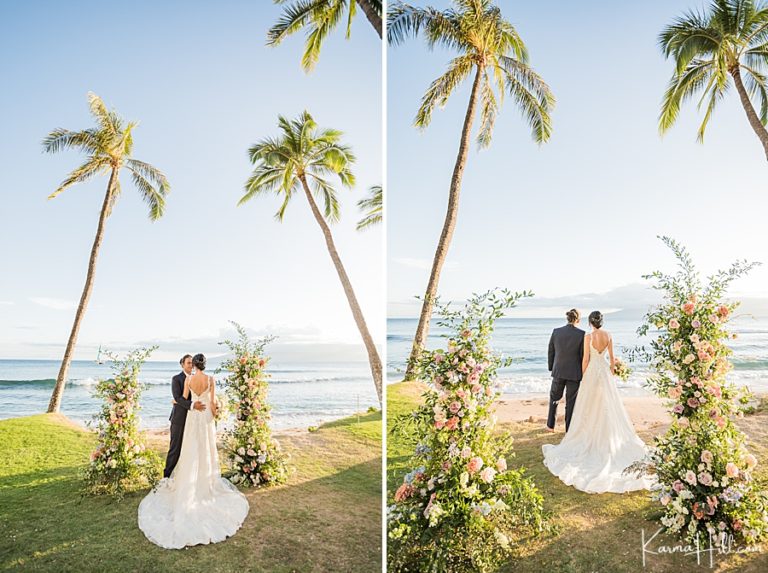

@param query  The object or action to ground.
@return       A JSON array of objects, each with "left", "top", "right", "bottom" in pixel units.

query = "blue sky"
[
  {"left": 0, "top": 0, "right": 382, "bottom": 360},
  {"left": 388, "top": 0, "right": 768, "bottom": 318}
]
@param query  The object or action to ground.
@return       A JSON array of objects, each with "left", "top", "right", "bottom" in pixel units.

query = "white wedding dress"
[
  {"left": 542, "top": 339, "right": 655, "bottom": 493},
  {"left": 138, "top": 375, "right": 249, "bottom": 548}
]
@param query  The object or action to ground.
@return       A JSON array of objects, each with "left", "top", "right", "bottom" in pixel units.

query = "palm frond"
[
  {"left": 497, "top": 55, "right": 555, "bottom": 143},
  {"left": 48, "top": 158, "right": 110, "bottom": 200},
  {"left": 356, "top": 184, "right": 382, "bottom": 230},
  {"left": 415, "top": 55, "right": 475, "bottom": 128}
]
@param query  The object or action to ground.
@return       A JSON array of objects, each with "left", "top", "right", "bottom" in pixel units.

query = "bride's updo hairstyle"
[
  {"left": 589, "top": 311, "right": 604, "bottom": 329},
  {"left": 192, "top": 353, "right": 206, "bottom": 371},
  {"left": 566, "top": 308, "right": 580, "bottom": 324}
]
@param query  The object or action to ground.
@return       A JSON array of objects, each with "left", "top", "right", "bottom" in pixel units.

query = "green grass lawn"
[
  {"left": 0, "top": 410, "right": 382, "bottom": 573},
  {"left": 387, "top": 382, "right": 768, "bottom": 573}
]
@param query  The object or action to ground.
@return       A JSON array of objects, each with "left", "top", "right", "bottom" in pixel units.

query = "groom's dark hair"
[
  {"left": 566, "top": 309, "right": 580, "bottom": 324},
  {"left": 180, "top": 354, "right": 192, "bottom": 366}
]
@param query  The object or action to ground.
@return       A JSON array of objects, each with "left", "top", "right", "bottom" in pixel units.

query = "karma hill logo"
[{"left": 641, "top": 528, "right": 763, "bottom": 568}]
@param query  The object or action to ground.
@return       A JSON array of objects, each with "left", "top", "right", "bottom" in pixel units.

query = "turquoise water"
[
  {"left": 0, "top": 358, "right": 377, "bottom": 430},
  {"left": 388, "top": 316, "right": 768, "bottom": 396}
]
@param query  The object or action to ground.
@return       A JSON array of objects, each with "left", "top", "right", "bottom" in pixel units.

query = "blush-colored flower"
[
  {"left": 687, "top": 397, "right": 699, "bottom": 408},
  {"left": 668, "top": 386, "right": 682, "bottom": 399},
  {"left": 461, "top": 446, "right": 472, "bottom": 459},
  {"left": 682, "top": 302, "right": 696, "bottom": 315},
  {"left": 698, "top": 472, "right": 713, "bottom": 486},
  {"left": 744, "top": 454, "right": 758, "bottom": 470},
  {"left": 669, "top": 319, "right": 681, "bottom": 330},
  {"left": 467, "top": 456, "right": 484, "bottom": 474},
  {"left": 684, "top": 470, "right": 697, "bottom": 485},
  {"left": 701, "top": 450, "right": 713, "bottom": 464},
  {"left": 496, "top": 457, "right": 507, "bottom": 472},
  {"left": 480, "top": 467, "right": 497, "bottom": 483},
  {"left": 445, "top": 417, "right": 459, "bottom": 431},
  {"left": 726, "top": 462, "right": 739, "bottom": 478}
]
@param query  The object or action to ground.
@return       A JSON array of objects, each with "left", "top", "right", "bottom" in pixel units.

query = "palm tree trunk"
[
  {"left": 355, "top": 0, "right": 382, "bottom": 38},
  {"left": 299, "top": 175, "right": 383, "bottom": 405},
  {"left": 47, "top": 168, "right": 117, "bottom": 413},
  {"left": 404, "top": 66, "right": 484, "bottom": 381},
  {"left": 731, "top": 66, "right": 768, "bottom": 160}
]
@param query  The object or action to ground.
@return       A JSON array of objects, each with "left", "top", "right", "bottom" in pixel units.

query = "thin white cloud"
[
  {"left": 393, "top": 257, "right": 459, "bottom": 270},
  {"left": 29, "top": 297, "right": 76, "bottom": 311},
  {"left": 0, "top": 301, "right": 13, "bottom": 306}
]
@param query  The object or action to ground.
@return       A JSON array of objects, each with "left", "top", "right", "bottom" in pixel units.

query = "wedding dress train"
[
  {"left": 542, "top": 340, "right": 655, "bottom": 494},
  {"left": 138, "top": 376, "right": 249, "bottom": 548}
]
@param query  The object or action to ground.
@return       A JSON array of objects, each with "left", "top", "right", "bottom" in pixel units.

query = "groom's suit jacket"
[
  {"left": 548, "top": 324, "right": 585, "bottom": 382},
  {"left": 169, "top": 371, "right": 193, "bottom": 425}
]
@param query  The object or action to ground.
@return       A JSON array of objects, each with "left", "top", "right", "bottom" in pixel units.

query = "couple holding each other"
[
  {"left": 542, "top": 309, "right": 655, "bottom": 494},
  {"left": 138, "top": 353, "right": 249, "bottom": 549}
]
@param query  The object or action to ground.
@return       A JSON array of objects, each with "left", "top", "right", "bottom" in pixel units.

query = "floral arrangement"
[
  {"left": 612, "top": 358, "right": 631, "bottom": 382},
  {"left": 218, "top": 322, "right": 287, "bottom": 487},
  {"left": 633, "top": 237, "right": 768, "bottom": 546},
  {"left": 389, "top": 290, "right": 547, "bottom": 572},
  {"left": 83, "top": 347, "right": 161, "bottom": 498}
]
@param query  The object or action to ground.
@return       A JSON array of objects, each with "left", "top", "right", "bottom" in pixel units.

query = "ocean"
[
  {"left": 387, "top": 316, "right": 768, "bottom": 397},
  {"left": 0, "top": 358, "right": 378, "bottom": 430}
]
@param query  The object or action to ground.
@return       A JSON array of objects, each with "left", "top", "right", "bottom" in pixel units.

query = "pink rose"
[
  {"left": 684, "top": 470, "right": 697, "bottom": 485},
  {"left": 445, "top": 417, "right": 459, "bottom": 431},
  {"left": 745, "top": 454, "right": 758, "bottom": 469},
  {"left": 434, "top": 420, "right": 445, "bottom": 430},
  {"left": 668, "top": 386, "right": 682, "bottom": 399},
  {"left": 461, "top": 447, "right": 472, "bottom": 459},
  {"left": 687, "top": 397, "right": 699, "bottom": 408},
  {"left": 467, "top": 456, "right": 484, "bottom": 474},
  {"left": 479, "top": 467, "right": 497, "bottom": 484},
  {"left": 698, "top": 472, "right": 713, "bottom": 486},
  {"left": 672, "top": 480, "right": 684, "bottom": 492},
  {"left": 496, "top": 458, "right": 507, "bottom": 472},
  {"left": 434, "top": 353, "right": 444, "bottom": 363},
  {"left": 701, "top": 450, "right": 713, "bottom": 464},
  {"left": 673, "top": 404, "right": 684, "bottom": 414},
  {"left": 669, "top": 319, "right": 680, "bottom": 330},
  {"left": 726, "top": 462, "right": 739, "bottom": 478},
  {"left": 718, "top": 305, "right": 730, "bottom": 318},
  {"left": 682, "top": 302, "right": 696, "bottom": 315},
  {"left": 692, "top": 320, "right": 701, "bottom": 328},
  {"left": 449, "top": 401, "right": 462, "bottom": 414}
]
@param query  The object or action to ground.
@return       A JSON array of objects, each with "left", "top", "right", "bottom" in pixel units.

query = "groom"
[
  {"left": 163, "top": 354, "right": 206, "bottom": 478},
  {"left": 546, "top": 309, "right": 585, "bottom": 433}
]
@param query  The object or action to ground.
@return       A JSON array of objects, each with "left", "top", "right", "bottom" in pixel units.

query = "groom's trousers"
[
  {"left": 163, "top": 421, "right": 185, "bottom": 478},
  {"left": 547, "top": 378, "right": 580, "bottom": 432}
]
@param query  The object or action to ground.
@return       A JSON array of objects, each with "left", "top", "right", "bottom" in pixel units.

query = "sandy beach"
[{"left": 494, "top": 394, "right": 672, "bottom": 432}]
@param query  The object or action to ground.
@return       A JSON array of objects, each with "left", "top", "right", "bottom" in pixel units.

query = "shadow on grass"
[{"left": 0, "top": 414, "right": 382, "bottom": 573}]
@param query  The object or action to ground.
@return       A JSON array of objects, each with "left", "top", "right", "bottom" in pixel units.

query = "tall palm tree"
[
  {"left": 356, "top": 184, "right": 382, "bottom": 230},
  {"left": 388, "top": 0, "right": 555, "bottom": 380},
  {"left": 43, "top": 93, "right": 170, "bottom": 413},
  {"left": 268, "top": 0, "right": 382, "bottom": 71},
  {"left": 659, "top": 0, "right": 768, "bottom": 159},
  {"left": 239, "top": 111, "right": 382, "bottom": 404}
]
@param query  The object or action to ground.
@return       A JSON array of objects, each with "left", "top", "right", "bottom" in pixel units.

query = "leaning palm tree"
[
  {"left": 659, "top": 0, "right": 768, "bottom": 159},
  {"left": 43, "top": 93, "right": 170, "bottom": 413},
  {"left": 356, "top": 185, "right": 382, "bottom": 230},
  {"left": 268, "top": 0, "right": 382, "bottom": 71},
  {"left": 239, "top": 111, "right": 382, "bottom": 404},
  {"left": 389, "top": 1, "right": 555, "bottom": 380}
]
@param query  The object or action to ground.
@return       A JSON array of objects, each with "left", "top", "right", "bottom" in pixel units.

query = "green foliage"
[
  {"left": 240, "top": 111, "right": 355, "bottom": 224},
  {"left": 218, "top": 322, "right": 288, "bottom": 486},
  {"left": 42, "top": 92, "right": 170, "bottom": 219},
  {"left": 387, "top": 1, "right": 555, "bottom": 146},
  {"left": 633, "top": 237, "right": 768, "bottom": 546},
  {"left": 82, "top": 347, "right": 162, "bottom": 498},
  {"left": 388, "top": 289, "right": 547, "bottom": 572},
  {"left": 356, "top": 184, "right": 382, "bottom": 230},
  {"left": 658, "top": 0, "right": 768, "bottom": 140},
  {"left": 268, "top": 0, "right": 382, "bottom": 71}
]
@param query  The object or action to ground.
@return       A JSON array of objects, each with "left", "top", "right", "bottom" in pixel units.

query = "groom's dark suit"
[
  {"left": 547, "top": 323, "right": 585, "bottom": 431},
  {"left": 163, "top": 371, "right": 193, "bottom": 478}
]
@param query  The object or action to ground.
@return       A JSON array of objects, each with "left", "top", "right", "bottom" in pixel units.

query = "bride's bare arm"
[
  {"left": 582, "top": 334, "right": 591, "bottom": 373},
  {"left": 210, "top": 377, "right": 217, "bottom": 417},
  {"left": 608, "top": 335, "right": 616, "bottom": 374},
  {"left": 183, "top": 375, "right": 190, "bottom": 400}
]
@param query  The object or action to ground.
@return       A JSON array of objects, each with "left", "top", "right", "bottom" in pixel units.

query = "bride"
[
  {"left": 542, "top": 311, "right": 655, "bottom": 494},
  {"left": 138, "top": 353, "right": 249, "bottom": 548}
]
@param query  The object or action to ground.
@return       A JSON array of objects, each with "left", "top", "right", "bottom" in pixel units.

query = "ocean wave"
[{"left": 0, "top": 375, "right": 369, "bottom": 387}]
